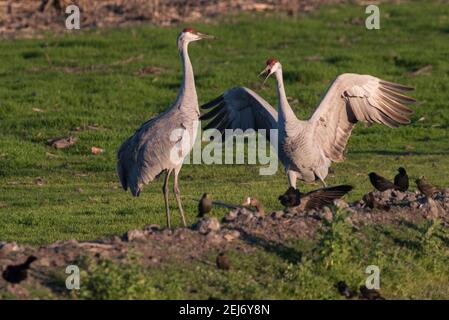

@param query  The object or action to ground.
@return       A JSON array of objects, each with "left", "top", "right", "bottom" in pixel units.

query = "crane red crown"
[
  {"left": 266, "top": 58, "right": 278, "bottom": 66},
  {"left": 183, "top": 28, "right": 195, "bottom": 33}
]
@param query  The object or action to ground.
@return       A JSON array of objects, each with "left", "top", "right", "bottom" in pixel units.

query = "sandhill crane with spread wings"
[
  {"left": 117, "top": 28, "right": 215, "bottom": 228},
  {"left": 201, "top": 58, "right": 416, "bottom": 188}
]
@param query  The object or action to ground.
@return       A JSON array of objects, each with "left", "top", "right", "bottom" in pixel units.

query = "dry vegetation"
[{"left": 0, "top": 0, "right": 347, "bottom": 37}]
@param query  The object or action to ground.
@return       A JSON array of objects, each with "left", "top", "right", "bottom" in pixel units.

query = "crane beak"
[
  {"left": 197, "top": 32, "right": 217, "bottom": 40},
  {"left": 258, "top": 66, "right": 272, "bottom": 84}
]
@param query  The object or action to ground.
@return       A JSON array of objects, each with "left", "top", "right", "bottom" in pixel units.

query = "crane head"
[
  {"left": 259, "top": 58, "right": 281, "bottom": 84},
  {"left": 177, "top": 28, "right": 216, "bottom": 48}
]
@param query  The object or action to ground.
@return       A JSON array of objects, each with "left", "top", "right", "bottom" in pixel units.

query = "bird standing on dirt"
[
  {"left": 198, "top": 193, "right": 213, "bottom": 217},
  {"left": 216, "top": 252, "right": 230, "bottom": 271},
  {"left": 416, "top": 177, "right": 443, "bottom": 219},
  {"left": 278, "top": 187, "right": 301, "bottom": 207},
  {"left": 201, "top": 58, "right": 415, "bottom": 189},
  {"left": 278, "top": 185, "right": 353, "bottom": 211},
  {"left": 242, "top": 196, "right": 265, "bottom": 215},
  {"left": 2, "top": 256, "right": 37, "bottom": 284},
  {"left": 117, "top": 28, "right": 215, "bottom": 228},
  {"left": 416, "top": 177, "right": 439, "bottom": 197},
  {"left": 368, "top": 172, "right": 398, "bottom": 192},
  {"left": 359, "top": 285, "right": 385, "bottom": 300},
  {"left": 362, "top": 192, "right": 390, "bottom": 211},
  {"left": 394, "top": 167, "right": 409, "bottom": 192},
  {"left": 336, "top": 281, "right": 357, "bottom": 299}
]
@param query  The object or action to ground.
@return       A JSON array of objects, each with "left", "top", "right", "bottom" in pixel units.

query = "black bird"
[
  {"left": 2, "top": 255, "right": 37, "bottom": 284},
  {"left": 359, "top": 285, "right": 385, "bottom": 300},
  {"left": 368, "top": 172, "right": 398, "bottom": 192},
  {"left": 394, "top": 167, "right": 409, "bottom": 192},
  {"left": 216, "top": 252, "right": 230, "bottom": 271},
  {"left": 336, "top": 281, "right": 357, "bottom": 299},
  {"left": 198, "top": 193, "right": 212, "bottom": 218},
  {"left": 278, "top": 185, "right": 353, "bottom": 211},
  {"left": 278, "top": 187, "right": 301, "bottom": 207},
  {"left": 416, "top": 177, "right": 439, "bottom": 198}
]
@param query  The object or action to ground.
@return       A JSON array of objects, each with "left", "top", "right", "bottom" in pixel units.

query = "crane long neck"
[
  {"left": 177, "top": 41, "right": 198, "bottom": 113},
  {"left": 275, "top": 69, "right": 297, "bottom": 124}
]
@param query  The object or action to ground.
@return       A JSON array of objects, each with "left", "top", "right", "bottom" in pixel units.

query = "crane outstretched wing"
[
  {"left": 200, "top": 87, "right": 278, "bottom": 139},
  {"left": 309, "top": 74, "right": 415, "bottom": 162}
]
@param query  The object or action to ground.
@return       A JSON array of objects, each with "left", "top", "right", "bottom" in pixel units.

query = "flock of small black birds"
[
  {"left": 368, "top": 167, "right": 409, "bottom": 192},
  {"left": 369, "top": 167, "right": 441, "bottom": 199},
  {"left": 336, "top": 281, "right": 385, "bottom": 300},
  {"left": 2, "top": 255, "right": 37, "bottom": 284},
  {"left": 197, "top": 167, "right": 440, "bottom": 218},
  {"left": 197, "top": 165, "right": 442, "bottom": 280},
  {"left": 196, "top": 167, "right": 441, "bottom": 222}
]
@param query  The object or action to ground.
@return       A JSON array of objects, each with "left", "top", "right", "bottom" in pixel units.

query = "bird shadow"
[
  {"left": 350, "top": 149, "right": 449, "bottom": 156},
  {"left": 379, "top": 227, "right": 422, "bottom": 251},
  {"left": 231, "top": 227, "right": 302, "bottom": 264},
  {"left": 399, "top": 219, "right": 449, "bottom": 247},
  {"left": 31, "top": 271, "right": 69, "bottom": 296}
]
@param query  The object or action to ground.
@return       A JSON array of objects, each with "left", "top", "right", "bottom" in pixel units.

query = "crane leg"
[
  {"left": 163, "top": 169, "right": 172, "bottom": 228},
  {"left": 287, "top": 170, "right": 297, "bottom": 189},
  {"left": 321, "top": 180, "right": 327, "bottom": 188},
  {"left": 319, "top": 177, "right": 327, "bottom": 188},
  {"left": 173, "top": 168, "right": 187, "bottom": 227}
]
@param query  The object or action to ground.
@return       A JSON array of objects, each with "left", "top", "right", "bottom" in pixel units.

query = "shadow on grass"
[
  {"left": 380, "top": 228, "right": 422, "bottom": 251},
  {"left": 400, "top": 219, "right": 449, "bottom": 247},
  {"left": 233, "top": 227, "right": 302, "bottom": 264},
  {"left": 350, "top": 149, "right": 449, "bottom": 156}
]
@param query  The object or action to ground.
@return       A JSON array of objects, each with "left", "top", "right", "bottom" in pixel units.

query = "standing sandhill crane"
[
  {"left": 201, "top": 58, "right": 416, "bottom": 189},
  {"left": 117, "top": 28, "right": 215, "bottom": 228}
]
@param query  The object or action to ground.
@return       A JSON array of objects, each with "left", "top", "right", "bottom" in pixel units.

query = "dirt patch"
[
  {"left": 0, "top": 0, "right": 347, "bottom": 38},
  {"left": 1, "top": 188, "right": 448, "bottom": 298}
]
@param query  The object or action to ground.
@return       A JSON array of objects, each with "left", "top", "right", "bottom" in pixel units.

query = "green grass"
[
  {"left": 37, "top": 211, "right": 449, "bottom": 299},
  {"left": 1, "top": 0, "right": 449, "bottom": 246}
]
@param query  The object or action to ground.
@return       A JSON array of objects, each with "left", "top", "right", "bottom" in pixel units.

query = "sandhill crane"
[
  {"left": 201, "top": 58, "right": 416, "bottom": 189},
  {"left": 117, "top": 28, "right": 215, "bottom": 228}
]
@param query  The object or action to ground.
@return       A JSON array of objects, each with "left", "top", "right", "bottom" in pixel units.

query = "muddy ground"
[{"left": 1, "top": 188, "right": 448, "bottom": 298}]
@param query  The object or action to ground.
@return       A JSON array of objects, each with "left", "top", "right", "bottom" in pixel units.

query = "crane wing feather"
[
  {"left": 200, "top": 87, "right": 278, "bottom": 139},
  {"left": 309, "top": 74, "right": 415, "bottom": 162}
]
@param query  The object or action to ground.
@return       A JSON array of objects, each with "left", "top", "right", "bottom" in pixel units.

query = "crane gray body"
[
  {"left": 117, "top": 29, "right": 214, "bottom": 227},
  {"left": 201, "top": 61, "right": 415, "bottom": 189}
]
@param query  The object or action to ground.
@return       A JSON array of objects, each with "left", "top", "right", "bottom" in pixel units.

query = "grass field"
[
  {"left": 1, "top": 0, "right": 449, "bottom": 300},
  {"left": 1, "top": 1, "right": 449, "bottom": 244}
]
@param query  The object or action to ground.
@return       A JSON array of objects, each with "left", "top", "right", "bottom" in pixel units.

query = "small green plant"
[
  {"left": 75, "top": 258, "right": 157, "bottom": 300},
  {"left": 417, "top": 218, "right": 445, "bottom": 259},
  {"left": 314, "top": 207, "right": 363, "bottom": 284}
]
